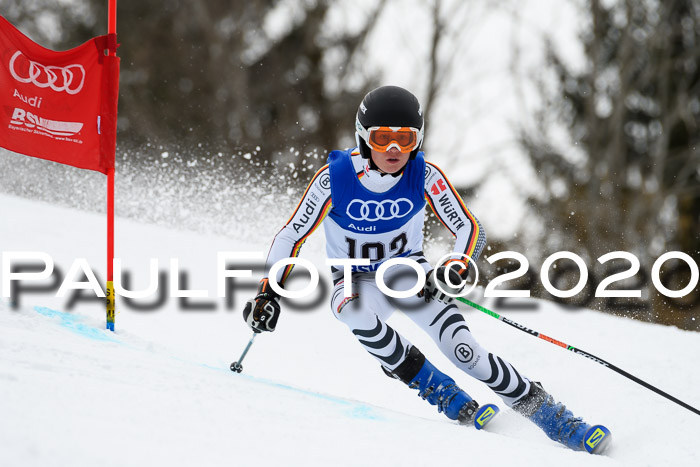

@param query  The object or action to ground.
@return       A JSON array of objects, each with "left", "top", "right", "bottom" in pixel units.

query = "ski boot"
[
  {"left": 384, "top": 346, "right": 498, "bottom": 429},
  {"left": 512, "top": 382, "right": 611, "bottom": 454}
]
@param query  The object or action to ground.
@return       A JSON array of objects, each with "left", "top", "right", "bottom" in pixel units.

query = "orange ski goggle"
[{"left": 360, "top": 126, "right": 423, "bottom": 153}]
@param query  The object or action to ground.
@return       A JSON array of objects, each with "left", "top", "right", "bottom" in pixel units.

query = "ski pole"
[
  {"left": 456, "top": 296, "right": 700, "bottom": 417},
  {"left": 230, "top": 332, "right": 258, "bottom": 374}
]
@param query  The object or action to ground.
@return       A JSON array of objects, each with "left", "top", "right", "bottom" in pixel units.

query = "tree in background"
[{"left": 520, "top": 0, "right": 700, "bottom": 329}]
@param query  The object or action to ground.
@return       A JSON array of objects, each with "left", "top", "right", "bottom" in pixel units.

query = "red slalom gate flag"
[{"left": 0, "top": 15, "right": 119, "bottom": 174}]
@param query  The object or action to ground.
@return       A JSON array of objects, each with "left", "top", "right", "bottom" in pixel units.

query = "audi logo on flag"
[
  {"left": 346, "top": 198, "right": 414, "bottom": 221},
  {"left": 9, "top": 51, "right": 85, "bottom": 94}
]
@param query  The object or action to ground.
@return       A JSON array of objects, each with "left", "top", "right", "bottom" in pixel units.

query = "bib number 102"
[{"left": 345, "top": 233, "right": 408, "bottom": 261}]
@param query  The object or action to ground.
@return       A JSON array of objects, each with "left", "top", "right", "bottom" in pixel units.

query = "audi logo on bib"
[
  {"left": 347, "top": 198, "right": 414, "bottom": 221},
  {"left": 9, "top": 51, "right": 86, "bottom": 94}
]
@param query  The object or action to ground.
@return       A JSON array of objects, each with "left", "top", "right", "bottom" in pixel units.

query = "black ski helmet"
[{"left": 355, "top": 85, "right": 424, "bottom": 160}]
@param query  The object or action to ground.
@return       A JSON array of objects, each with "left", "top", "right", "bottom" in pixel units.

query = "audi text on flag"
[{"left": 0, "top": 16, "right": 119, "bottom": 174}]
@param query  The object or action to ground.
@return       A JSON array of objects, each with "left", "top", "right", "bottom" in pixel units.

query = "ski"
[
  {"left": 473, "top": 403, "right": 499, "bottom": 430},
  {"left": 583, "top": 425, "right": 612, "bottom": 454}
]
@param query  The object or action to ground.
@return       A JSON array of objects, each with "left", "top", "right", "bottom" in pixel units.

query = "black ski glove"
[
  {"left": 419, "top": 261, "right": 470, "bottom": 304},
  {"left": 242, "top": 279, "right": 281, "bottom": 333}
]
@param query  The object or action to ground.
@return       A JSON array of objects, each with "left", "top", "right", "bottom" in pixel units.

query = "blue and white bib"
[{"left": 324, "top": 149, "right": 426, "bottom": 273}]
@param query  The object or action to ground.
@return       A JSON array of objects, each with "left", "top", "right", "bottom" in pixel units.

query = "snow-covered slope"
[{"left": 1, "top": 193, "right": 699, "bottom": 466}]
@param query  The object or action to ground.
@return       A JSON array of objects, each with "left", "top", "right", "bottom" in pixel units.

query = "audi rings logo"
[
  {"left": 346, "top": 198, "right": 414, "bottom": 221},
  {"left": 9, "top": 51, "right": 85, "bottom": 95}
]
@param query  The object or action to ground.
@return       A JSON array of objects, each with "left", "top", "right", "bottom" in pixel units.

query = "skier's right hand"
[{"left": 242, "top": 279, "right": 281, "bottom": 333}]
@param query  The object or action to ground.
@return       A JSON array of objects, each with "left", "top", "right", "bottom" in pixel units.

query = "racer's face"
[{"left": 370, "top": 147, "right": 410, "bottom": 174}]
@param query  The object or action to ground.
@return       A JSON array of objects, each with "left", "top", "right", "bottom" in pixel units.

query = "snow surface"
[{"left": 1, "top": 192, "right": 699, "bottom": 466}]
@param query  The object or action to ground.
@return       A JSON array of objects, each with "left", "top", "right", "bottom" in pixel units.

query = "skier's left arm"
[{"left": 424, "top": 161, "right": 487, "bottom": 276}]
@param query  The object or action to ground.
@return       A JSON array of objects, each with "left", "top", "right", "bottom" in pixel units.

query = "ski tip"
[
  {"left": 474, "top": 403, "right": 499, "bottom": 430},
  {"left": 583, "top": 425, "right": 612, "bottom": 454}
]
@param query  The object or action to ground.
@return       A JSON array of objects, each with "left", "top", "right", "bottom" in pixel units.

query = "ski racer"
[{"left": 242, "top": 85, "right": 611, "bottom": 454}]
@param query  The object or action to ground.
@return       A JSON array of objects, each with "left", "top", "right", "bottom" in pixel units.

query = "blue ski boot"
[
  {"left": 383, "top": 346, "right": 498, "bottom": 428},
  {"left": 512, "top": 382, "right": 612, "bottom": 454}
]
